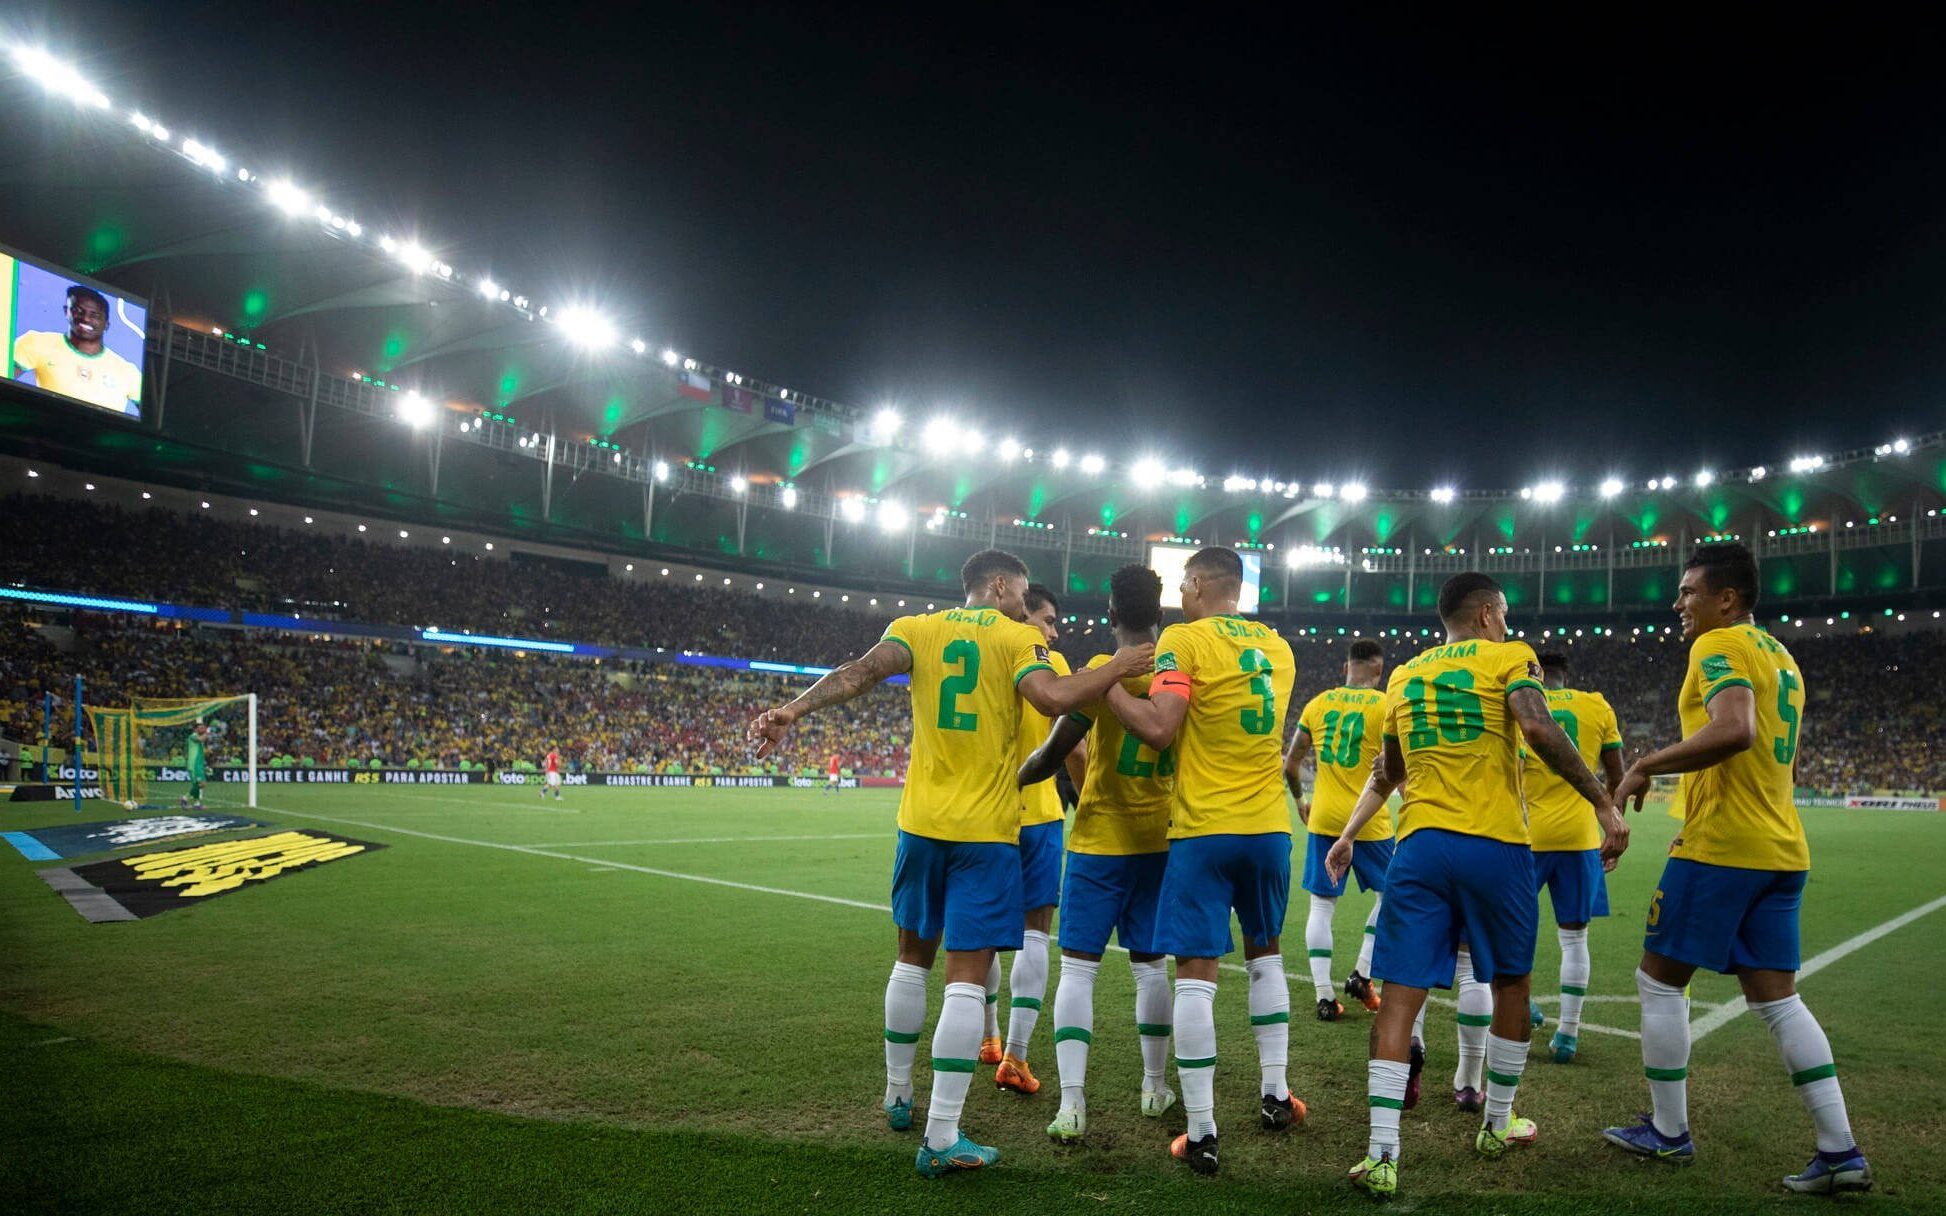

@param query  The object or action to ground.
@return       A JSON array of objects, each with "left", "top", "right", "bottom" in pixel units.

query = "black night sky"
[{"left": 38, "top": 3, "right": 1946, "bottom": 485}]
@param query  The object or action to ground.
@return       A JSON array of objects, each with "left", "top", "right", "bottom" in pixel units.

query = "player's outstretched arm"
[
  {"left": 1510, "top": 685, "right": 1628, "bottom": 864},
  {"left": 1283, "top": 728, "right": 1313, "bottom": 821},
  {"left": 1613, "top": 685, "right": 1758, "bottom": 812},
  {"left": 1017, "top": 643, "right": 1154, "bottom": 719},
  {"left": 1018, "top": 715, "right": 1089, "bottom": 788},
  {"left": 1325, "top": 737, "right": 1403, "bottom": 881},
  {"left": 747, "top": 639, "right": 912, "bottom": 758}
]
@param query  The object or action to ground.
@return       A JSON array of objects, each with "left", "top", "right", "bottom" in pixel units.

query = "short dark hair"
[
  {"left": 1348, "top": 639, "right": 1383, "bottom": 662},
  {"left": 1108, "top": 564, "right": 1163, "bottom": 632},
  {"left": 1024, "top": 582, "right": 1058, "bottom": 615},
  {"left": 1437, "top": 571, "right": 1503, "bottom": 623},
  {"left": 66, "top": 284, "right": 109, "bottom": 312},
  {"left": 1686, "top": 541, "right": 1760, "bottom": 611},
  {"left": 1186, "top": 546, "right": 1243, "bottom": 589},
  {"left": 960, "top": 548, "right": 1029, "bottom": 595},
  {"left": 1538, "top": 651, "right": 1569, "bottom": 674}
]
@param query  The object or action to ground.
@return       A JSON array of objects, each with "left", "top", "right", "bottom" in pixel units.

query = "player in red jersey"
[
  {"left": 543, "top": 746, "right": 563, "bottom": 800},
  {"left": 826, "top": 753, "right": 844, "bottom": 794}
]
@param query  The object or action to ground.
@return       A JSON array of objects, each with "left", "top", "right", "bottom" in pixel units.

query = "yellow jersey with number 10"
[
  {"left": 1673, "top": 623, "right": 1809, "bottom": 872},
  {"left": 1066, "top": 654, "right": 1175, "bottom": 855},
  {"left": 1152, "top": 615, "right": 1296, "bottom": 839},
  {"left": 1295, "top": 686, "right": 1392, "bottom": 840},
  {"left": 882, "top": 608, "right": 1054, "bottom": 843},
  {"left": 1522, "top": 687, "right": 1622, "bottom": 852},
  {"left": 1383, "top": 638, "right": 1543, "bottom": 845},
  {"left": 1018, "top": 649, "right": 1074, "bottom": 826}
]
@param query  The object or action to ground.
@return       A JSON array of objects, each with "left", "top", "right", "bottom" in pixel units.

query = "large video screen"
[
  {"left": 1149, "top": 544, "right": 1263, "bottom": 614},
  {"left": 1, "top": 243, "right": 147, "bottom": 420}
]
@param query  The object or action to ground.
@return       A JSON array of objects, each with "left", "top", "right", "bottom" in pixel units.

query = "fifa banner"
[
  {"left": 493, "top": 771, "right": 866, "bottom": 789},
  {"left": 159, "top": 766, "right": 487, "bottom": 786}
]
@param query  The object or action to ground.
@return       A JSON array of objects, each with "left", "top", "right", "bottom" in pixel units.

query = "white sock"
[
  {"left": 1453, "top": 948, "right": 1490, "bottom": 1092},
  {"left": 1304, "top": 895, "right": 1337, "bottom": 1000},
  {"left": 1636, "top": 967, "right": 1690, "bottom": 1138},
  {"left": 982, "top": 954, "right": 1001, "bottom": 1039},
  {"left": 1411, "top": 997, "right": 1427, "bottom": 1049},
  {"left": 1246, "top": 954, "right": 1291, "bottom": 1099},
  {"left": 1483, "top": 1032, "right": 1530, "bottom": 1132},
  {"left": 1557, "top": 927, "right": 1590, "bottom": 1037},
  {"left": 923, "top": 981, "right": 984, "bottom": 1150},
  {"left": 1131, "top": 959, "right": 1172, "bottom": 1092},
  {"left": 1174, "top": 978, "right": 1219, "bottom": 1140},
  {"left": 1004, "top": 929, "right": 1049, "bottom": 1058},
  {"left": 1367, "top": 1058, "right": 1411, "bottom": 1162},
  {"left": 883, "top": 961, "right": 928, "bottom": 1105},
  {"left": 1052, "top": 956, "right": 1099, "bottom": 1111},
  {"left": 1750, "top": 994, "right": 1856, "bottom": 1153},
  {"left": 1356, "top": 896, "right": 1381, "bottom": 976}
]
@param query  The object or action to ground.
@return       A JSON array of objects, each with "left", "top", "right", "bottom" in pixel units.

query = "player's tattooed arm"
[
  {"left": 747, "top": 638, "right": 912, "bottom": 757},
  {"left": 1510, "top": 684, "right": 1629, "bottom": 864},
  {"left": 1018, "top": 714, "right": 1089, "bottom": 788}
]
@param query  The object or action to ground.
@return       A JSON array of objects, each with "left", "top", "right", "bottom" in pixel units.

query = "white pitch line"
[
  {"left": 524, "top": 832, "right": 886, "bottom": 848},
  {"left": 1688, "top": 891, "right": 1946, "bottom": 1042}
]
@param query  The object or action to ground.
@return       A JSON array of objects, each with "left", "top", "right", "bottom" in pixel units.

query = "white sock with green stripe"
[
  {"left": 983, "top": 954, "right": 1001, "bottom": 1039},
  {"left": 1366, "top": 1058, "right": 1410, "bottom": 1162},
  {"left": 883, "top": 961, "right": 928, "bottom": 1106},
  {"left": 1131, "top": 959, "right": 1171, "bottom": 1092},
  {"left": 1636, "top": 967, "right": 1690, "bottom": 1137},
  {"left": 1411, "top": 996, "right": 1427, "bottom": 1050},
  {"left": 1750, "top": 994, "right": 1856, "bottom": 1153},
  {"left": 1356, "top": 896, "right": 1381, "bottom": 976},
  {"left": 1304, "top": 895, "right": 1336, "bottom": 999},
  {"left": 1174, "top": 978, "right": 1219, "bottom": 1140},
  {"left": 1453, "top": 948, "right": 1490, "bottom": 1091},
  {"left": 1557, "top": 927, "right": 1590, "bottom": 1036},
  {"left": 1004, "top": 929, "right": 1049, "bottom": 1058},
  {"left": 1246, "top": 954, "right": 1290, "bottom": 1099},
  {"left": 1483, "top": 1032, "right": 1529, "bottom": 1132},
  {"left": 923, "top": 981, "right": 984, "bottom": 1150},
  {"left": 1052, "top": 956, "right": 1099, "bottom": 1111}
]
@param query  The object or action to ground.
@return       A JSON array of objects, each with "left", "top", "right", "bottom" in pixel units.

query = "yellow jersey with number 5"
[
  {"left": 1066, "top": 654, "right": 1175, "bottom": 855},
  {"left": 1152, "top": 616, "right": 1295, "bottom": 839},
  {"left": 1672, "top": 623, "right": 1808, "bottom": 871},
  {"left": 1383, "top": 638, "right": 1543, "bottom": 845},
  {"left": 882, "top": 608, "right": 1055, "bottom": 843}
]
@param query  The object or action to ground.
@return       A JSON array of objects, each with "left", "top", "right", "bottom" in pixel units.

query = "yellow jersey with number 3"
[
  {"left": 1672, "top": 623, "right": 1808, "bottom": 871},
  {"left": 882, "top": 608, "right": 1054, "bottom": 843},
  {"left": 1383, "top": 638, "right": 1543, "bottom": 845},
  {"left": 1522, "top": 688, "right": 1622, "bottom": 852},
  {"left": 1296, "top": 687, "right": 1392, "bottom": 840},
  {"left": 1066, "top": 654, "right": 1175, "bottom": 855},
  {"left": 1152, "top": 616, "right": 1296, "bottom": 839},
  {"left": 1018, "top": 649, "right": 1074, "bottom": 826}
]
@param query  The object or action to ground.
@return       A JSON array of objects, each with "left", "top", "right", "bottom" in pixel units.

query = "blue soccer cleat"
[
  {"left": 1549, "top": 1030, "right": 1578, "bottom": 1064},
  {"left": 1602, "top": 1114, "right": 1695, "bottom": 1164},
  {"left": 1529, "top": 1000, "right": 1545, "bottom": 1028},
  {"left": 884, "top": 1096, "right": 913, "bottom": 1131},
  {"left": 1783, "top": 1149, "right": 1872, "bottom": 1194},
  {"left": 915, "top": 1133, "right": 999, "bottom": 1178}
]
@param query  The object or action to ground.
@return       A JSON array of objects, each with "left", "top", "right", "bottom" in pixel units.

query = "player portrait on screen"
[{"left": 10, "top": 270, "right": 144, "bottom": 418}]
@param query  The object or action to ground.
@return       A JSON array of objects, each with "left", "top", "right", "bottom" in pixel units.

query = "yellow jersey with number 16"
[
  {"left": 1672, "top": 623, "right": 1808, "bottom": 872},
  {"left": 1065, "top": 654, "right": 1175, "bottom": 855},
  {"left": 882, "top": 608, "right": 1054, "bottom": 844},
  {"left": 1152, "top": 615, "right": 1296, "bottom": 840},
  {"left": 1018, "top": 648, "right": 1074, "bottom": 826},
  {"left": 1383, "top": 638, "right": 1543, "bottom": 845}
]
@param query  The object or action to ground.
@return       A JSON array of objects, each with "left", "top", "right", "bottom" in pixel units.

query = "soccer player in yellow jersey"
[
  {"left": 1326, "top": 572, "right": 1625, "bottom": 1198},
  {"left": 1602, "top": 543, "right": 1871, "bottom": 1193},
  {"left": 748, "top": 549, "right": 1151, "bottom": 1178},
  {"left": 1017, "top": 565, "right": 1177, "bottom": 1142},
  {"left": 11, "top": 285, "right": 142, "bottom": 417},
  {"left": 988, "top": 583, "right": 1079, "bottom": 1094},
  {"left": 1284, "top": 638, "right": 1391, "bottom": 1023},
  {"left": 1103, "top": 547, "right": 1299, "bottom": 1176},
  {"left": 1523, "top": 652, "right": 1625, "bottom": 1065}
]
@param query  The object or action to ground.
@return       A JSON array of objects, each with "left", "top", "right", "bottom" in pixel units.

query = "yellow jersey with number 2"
[
  {"left": 882, "top": 608, "right": 1054, "bottom": 843},
  {"left": 1384, "top": 638, "right": 1543, "bottom": 845},
  {"left": 1066, "top": 654, "right": 1175, "bottom": 855},
  {"left": 1152, "top": 615, "right": 1296, "bottom": 840},
  {"left": 1672, "top": 623, "right": 1808, "bottom": 872}
]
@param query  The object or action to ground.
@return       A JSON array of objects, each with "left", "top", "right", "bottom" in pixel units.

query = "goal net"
[{"left": 84, "top": 695, "right": 256, "bottom": 807}]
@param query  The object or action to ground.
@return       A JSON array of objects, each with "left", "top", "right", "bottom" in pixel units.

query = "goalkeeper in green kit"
[{"left": 180, "top": 721, "right": 210, "bottom": 810}]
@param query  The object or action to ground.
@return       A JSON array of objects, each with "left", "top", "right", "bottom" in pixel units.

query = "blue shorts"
[
  {"left": 1645, "top": 857, "right": 1805, "bottom": 974},
  {"left": 891, "top": 831, "right": 1025, "bottom": 952},
  {"left": 1058, "top": 850, "right": 1169, "bottom": 956},
  {"left": 1302, "top": 831, "right": 1394, "bottom": 898},
  {"left": 1019, "top": 819, "right": 1065, "bottom": 912},
  {"left": 1373, "top": 829, "right": 1537, "bottom": 989},
  {"left": 1156, "top": 832, "right": 1291, "bottom": 958},
  {"left": 1532, "top": 849, "right": 1610, "bottom": 924}
]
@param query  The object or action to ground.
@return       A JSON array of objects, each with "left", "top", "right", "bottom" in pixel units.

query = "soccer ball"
[{"left": 122, "top": 799, "right": 138, "bottom": 811}]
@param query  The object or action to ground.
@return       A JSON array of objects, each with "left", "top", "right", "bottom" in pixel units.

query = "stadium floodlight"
[
  {"left": 1749, "top": 465, "right": 1768, "bottom": 481},
  {"left": 1893, "top": 437, "right": 1911, "bottom": 454},
  {"left": 181, "top": 138, "right": 227, "bottom": 174},
  {"left": 266, "top": 179, "right": 312, "bottom": 217},
  {"left": 1223, "top": 475, "right": 1252, "bottom": 493},
  {"left": 1167, "top": 466, "right": 1200, "bottom": 488},
  {"left": 1131, "top": 457, "right": 1166, "bottom": 486},
  {"left": 1050, "top": 447, "right": 1072, "bottom": 469},
  {"left": 1340, "top": 482, "right": 1369, "bottom": 503},
  {"left": 477, "top": 277, "right": 500, "bottom": 301},
  {"left": 878, "top": 500, "right": 911, "bottom": 533},
  {"left": 1430, "top": 485, "right": 1456, "bottom": 503},
  {"left": 779, "top": 485, "right": 798, "bottom": 510},
  {"left": 922, "top": 417, "right": 959, "bottom": 454},
  {"left": 394, "top": 241, "right": 434, "bottom": 274},
  {"left": 729, "top": 475, "right": 748, "bottom": 493},
  {"left": 652, "top": 460, "right": 670, "bottom": 482},
  {"left": 1531, "top": 480, "right": 1565, "bottom": 504},
  {"left": 997, "top": 436, "right": 1021, "bottom": 462},
  {"left": 661, "top": 348, "right": 681, "bottom": 367},
  {"left": 1694, "top": 470, "right": 1715, "bottom": 488},
  {"left": 398, "top": 391, "right": 434, "bottom": 429},
  {"left": 962, "top": 429, "right": 986, "bottom": 456},
  {"left": 629, "top": 337, "right": 647, "bottom": 355},
  {"left": 10, "top": 46, "right": 110, "bottom": 109},
  {"left": 346, "top": 221, "right": 363, "bottom": 237},
  {"left": 1313, "top": 482, "right": 1336, "bottom": 499},
  {"left": 1079, "top": 453, "right": 1106, "bottom": 475},
  {"left": 555, "top": 305, "right": 619, "bottom": 350},
  {"left": 868, "top": 407, "right": 902, "bottom": 443},
  {"left": 840, "top": 497, "right": 867, "bottom": 523},
  {"left": 1789, "top": 454, "right": 1824, "bottom": 473},
  {"left": 1598, "top": 476, "right": 1624, "bottom": 499}
]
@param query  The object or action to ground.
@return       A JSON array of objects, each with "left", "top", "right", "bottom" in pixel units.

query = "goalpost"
[{"left": 83, "top": 693, "right": 258, "bottom": 810}]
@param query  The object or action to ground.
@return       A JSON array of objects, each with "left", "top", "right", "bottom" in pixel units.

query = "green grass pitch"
[{"left": 3, "top": 783, "right": 1942, "bottom": 1214}]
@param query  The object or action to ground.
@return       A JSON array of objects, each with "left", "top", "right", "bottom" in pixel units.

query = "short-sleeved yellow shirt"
[
  {"left": 1383, "top": 638, "right": 1543, "bottom": 845},
  {"left": 1672, "top": 624, "right": 1809, "bottom": 872}
]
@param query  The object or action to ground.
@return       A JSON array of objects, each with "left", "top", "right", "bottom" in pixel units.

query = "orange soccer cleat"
[
  {"left": 979, "top": 1035, "right": 1004, "bottom": 1066},
  {"left": 995, "top": 1053, "right": 1041, "bottom": 1095}
]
